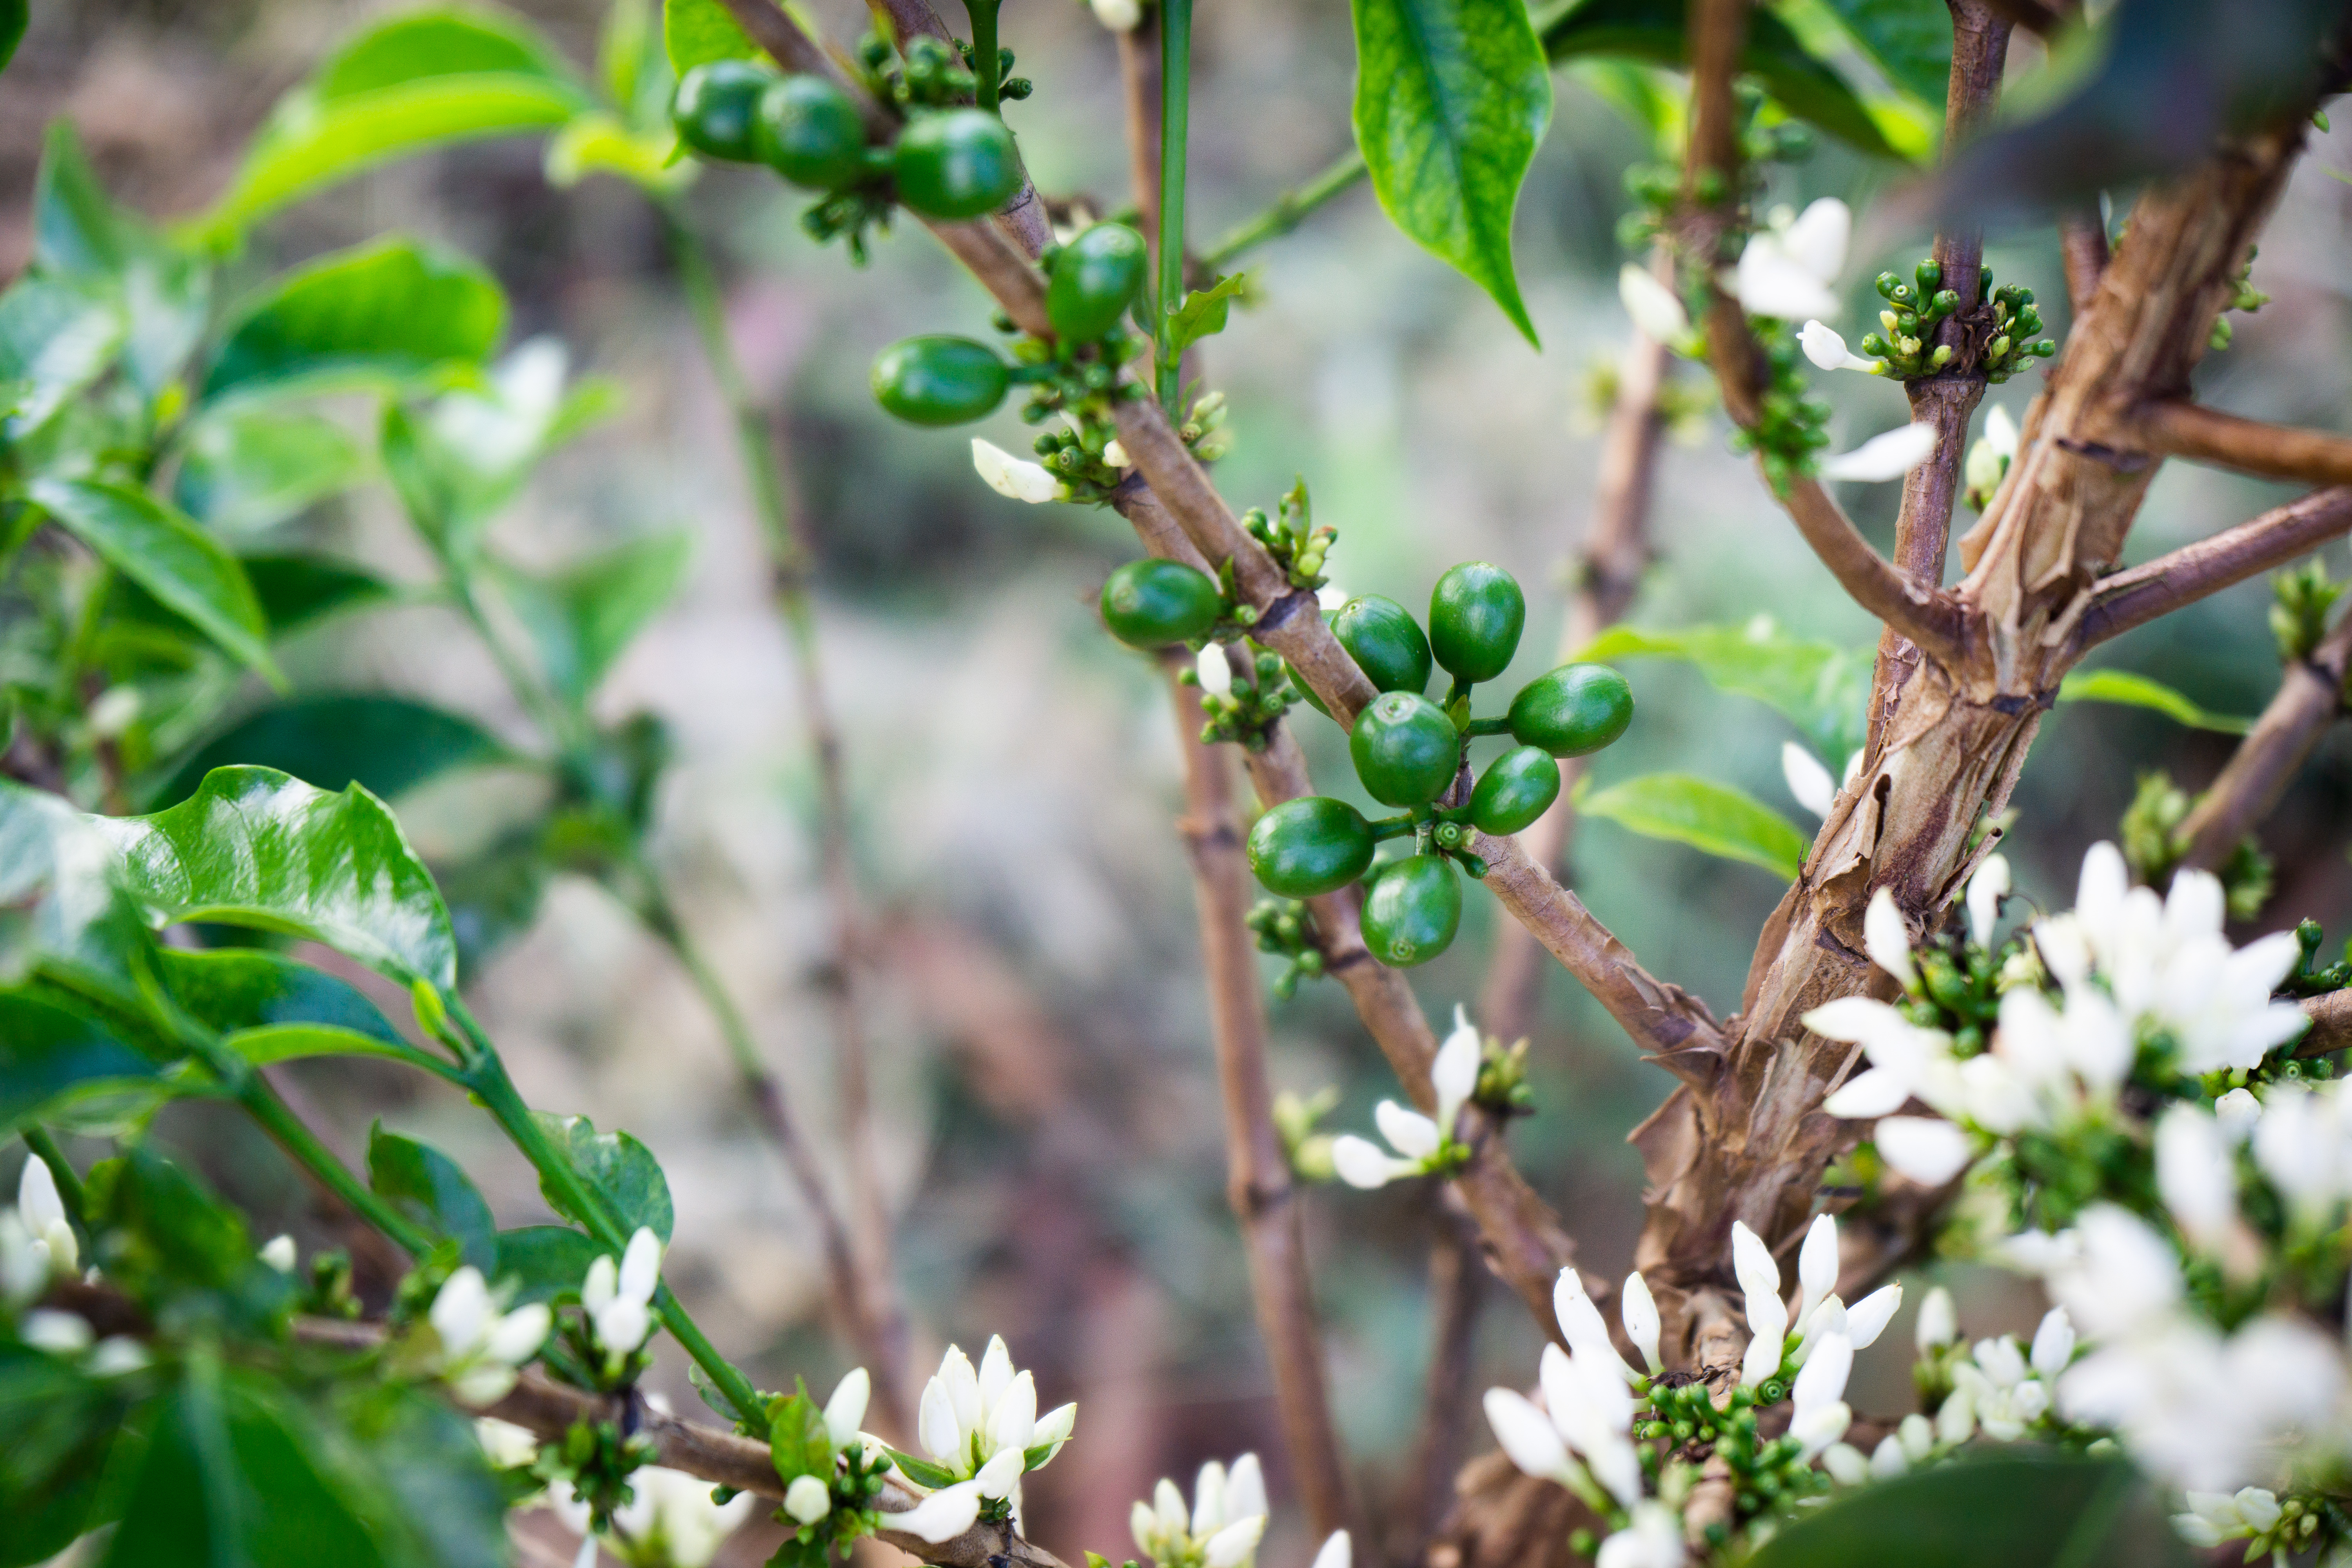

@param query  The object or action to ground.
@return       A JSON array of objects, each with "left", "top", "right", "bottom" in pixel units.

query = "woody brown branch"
[
  {"left": 2073, "top": 486, "right": 2352, "bottom": 649},
  {"left": 2132, "top": 399, "right": 2352, "bottom": 488},
  {"left": 1165, "top": 657, "right": 1362, "bottom": 1542},
  {"left": 2177, "top": 609, "right": 2352, "bottom": 871}
]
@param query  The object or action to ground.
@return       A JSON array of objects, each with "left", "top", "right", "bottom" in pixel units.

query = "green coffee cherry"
[
  {"left": 1360, "top": 855, "right": 1461, "bottom": 967},
  {"left": 1469, "top": 746, "right": 1561, "bottom": 836},
  {"left": 1332, "top": 595, "right": 1433, "bottom": 697},
  {"left": 1429, "top": 562, "right": 1526, "bottom": 684},
  {"left": 754, "top": 75, "right": 869, "bottom": 190},
  {"left": 1247, "top": 797, "right": 1376, "bottom": 898},
  {"left": 1507, "top": 664, "right": 1634, "bottom": 757},
  {"left": 1350, "top": 691, "right": 1461, "bottom": 808},
  {"left": 1046, "top": 223, "right": 1147, "bottom": 343},
  {"left": 1099, "top": 559, "right": 1222, "bottom": 648},
  {"left": 869, "top": 335, "right": 1010, "bottom": 426},
  {"left": 671, "top": 61, "right": 775, "bottom": 162},
  {"left": 893, "top": 109, "right": 1022, "bottom": 220}
]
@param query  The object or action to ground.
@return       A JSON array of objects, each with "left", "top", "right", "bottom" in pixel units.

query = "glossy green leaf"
[
  {"left": 493, "top": 1224, "right": 602, "bottom": 1305},
  {"left": 85, "top": 1148, "right": 283, "bottom": 1312},
  {"left": 32, "top": 123, "right": 211, "bottom": 393},
  {"left": 0, "top": 782, "right": 158, "bottom": 1006},
  {"left": 1576, "top": 619, "right": 1871, "bottom": 761},
  {"left": 885, "top": 1449, "right": 961, "bottom": 1490},
  {"left": 0, "top": 989, "right": 166, "bottom": 1137},
  {"left": 1167, "top": 274, "right": 1250, "bottom": 356},
  {"left": 1352, "top": 0, "right": 1553, "bottom": 345},
  {"left": 1750, "top": 1449, "right": 2193, "bottom": 1568},
  {"left": 0, "top": 275, "right": 124, "bottom": 434},
  {"left": 1810, "top": 0, "right": 1953, "bottom": 108},
  {"left": 28, "top": 477, "right": 277, "bottom": 682},
  {"left": 664, "top": 0, "right": 763, "bottom": 72},
  {"left": 152, "top": 695, "right": 510, "bottom": 813},
  {"left": 768, "top": 1384, "right": 832, "bottom": 1484},
  {"left": 1575, "top": 771, "right": 1809, "bottom": 879},
  {"left": 1537, "top": 0, "right": 1902, "bottom": 158},
  {"left": 201, "top": 238, "right": 506, "bottom": 403},
  {"left": 533, "top": 1111, "right": 673, "bottom": 1241},
  {"left": 239, "top": 554, "right": 397, "bottom": 637},
  {"left": 490, "top": 532, "right": 693, "bottom": 704},
  {"left": 96, "top": 765, "right": 459, "bottom": 991},
  {"left": 99, "top": 1361, "right": 389, "bottom": 1568},
  {"left": 156, "top": 947, "right": 422, "bottom": 1072},
  {"left": 173, "top": 410, "right": 371, "bottom": 535},
  {"left": 0, "top": 1345, "right": 131, "bottom": 1568},
  {"left": 2057, "top": 668, "right": 2255, "bottom": 735},
  {"left": 368, "top": 1123, "right": 498, "bottom": 1271}
]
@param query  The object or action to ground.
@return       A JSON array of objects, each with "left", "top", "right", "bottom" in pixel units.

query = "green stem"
[
  {"left": 452, "top": 1002, "right": 769, "bottom": 1431},
  {"left": 1200, "top": 150, "right": 1367, "bottom": 271},
  {"left": 633, "top": 871, "right": 764, "bottom": 1083},
  {"left": 964, "top": 0, "right": 1002, "bottom": 114},
  {"left": 238, "top": 1077, "right": 436, "bottom": 1258},
  {"left": 22, "top": 1126, "right": 84, "bottom": 1219},
  {"left": 1462, "top": 716, "right": 1512, "bottom": 737},
  {"left": 441, "top": 564, "right": 585, "bottom": 759},
  {"left": 1156, "top": 0, "right": 1193, "bottom": 413}
]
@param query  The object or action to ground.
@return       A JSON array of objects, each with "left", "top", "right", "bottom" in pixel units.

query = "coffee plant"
[{"left": 7, "top": 0, "right": 2352, "bottom": 1564}]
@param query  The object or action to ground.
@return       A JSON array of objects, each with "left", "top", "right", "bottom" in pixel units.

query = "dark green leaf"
[
  {"left": 767, "top": 1383, "right": 832, "bottom": 1484},
  {"left": 1352, "top": 0, "right": 1553, "bottom": 344},
  {"left": 201, "top": 238, "right": 506, "bottom": 403},
  {"left": 29, "top": 477, "right": 278, "bottom": 681},
  {"left": 0, "top": 1345, "right": 131, "bottom": 1568},
  {"left": 490, "top": 531, "right": 692, "bottom": 704},
  {"left": 0, "top": 0, "right": 24, "bottom": 78},
  {"left": 1575, "top": 771, "right": 1809, "bottom": 880},
  {"left": 2057, "top": 668, "right": 2255, "bottom": 735},
  {"left": 1813, "top": 0, "right": 1953, "bottom": 107},
  {"left": 0, "top": 781, "right": 163, "bottom": 1008},
  {"left": 0, "top": 275, "right": 124, "bottom": 434},
  {"left": 437, "top": 827, "right": 554, "bottom": 979},
  {"left": 1750, "top": 1449, "right": 2194, "bottom": 1568},
  {"left": 368, "top": 1123, "right": 497, "bottom": 1271},
  {"left": 156, "top": 947, "right": 423, "bottom": 1071},
  {"left": 1165, "top": 274, "right": 1249, "bottom": 356},
  {"left": 1538, "top": 0, "right": 1903, "bottom": 158},
  {"left": 885, "top": 1449, "right": 960, "bottom": 1490},
  {"left": 532, "top": 1111, "right": 673, "bottom": 1241},
  {"left": 664, "top": 0, "right": 764, "bottom": 72},
  {"left": 99, "top": 1360, "right": 390, "bottom": 1568},
  {"left": 492, "top": 1224, "right": 602, "bottom": 1305},
  {"left": 86, "top": 1148, "right": 278, "bottom": 1307},
  {"left": 173, "top": 410, "right": 370, "bottom": 535},
  {"left": 0, "top": 989, "right": 165, "bottom": 1137},
  {"left": 334, "top": 1381, "right": 510, "bottom": 1568},
  {"left": 152, "top": 695, "right": 510, "bottom": 812},
  {"left": 1575, "top": 620, "right": 1871, "bottom": 760},
  {"left": 99, "top": 766, "right": 459, "bottom": 990},
  {"left": 33, "top": 123, "right": 211, "bottom": 393},
  {"left": 240, "top": 554, "right": 396, "bottom": 637}
]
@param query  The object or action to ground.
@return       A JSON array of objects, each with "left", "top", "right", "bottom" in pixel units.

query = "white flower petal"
[
  {"left": 826, "top": 1368, "right": 871, "bottom": 1450},
  {"left": 1308, "top": 1532, "right": 1351, "bottom": 1568},
  {"left": 1730, "top": 1221, "right": 1784, "bottom": 1319},
  {"left": 17, "top": 1156, "right": 67, "bottom": 1233},
  {"left": 1734, "top": 243, "right": 1840, "bottom": 321},
  {"left": 1203, "top": 1515, "right": 1265, "bottom": 1568},
  {"left": 1782, "top": 742, "right": 1837, "bottom": 819},
  {"left": 895, "top": 1479, "right": 984, "bottom": 1543},
  {"left": 429, "top": 1268, "right": 493, "bottom": 1358},
  {"left": 975, "top": 1446, "right": 1025, "bottom": 1499},
  {"left": 1196, "top": 644, "right": 1233, "bottom": 698},
  {"left": 1483, "top": 1387, "right": 1571, "bottom": 1481},
  {"left": 1916, "top": 1285, "right": 1956, "bottom": 1349},
  {"left": 1874, "top": 1116, "right": 1974, "bottom": 1186},
  {"left": 1798, "top": 319, "right": 1878, "bottom": 374},
  {"left": 1967, "top": 855, "right": 2011, "bottom": 949},
  {"left": 581, "top": 1254, "right": 617, "bottom": 1314},
  {"left": 1863, "top": 888, "right": 1918, "bottom": 990},
  {"left": 1783, "top": 199, "right": 1852, "bottom": 285},
  {"left": 2030, "top": 1306, "right": 2076, "bottom": 1379},
  {"left": 972, "top": 439, "right": 1062, "bottom": 504},
  {"left": 619, "top": 1227, "right": 663, "bottom": 1305},
  {"left": 486, "top": 1303, "right": 552, "bottom": 1365},
  {"left": 1331, "top": 1134, "right": 1401, "bottom": 1189},
  {"left": 1822, "top": 1067, "right": 1914, "bottom": 1120},
  {"left": 988, "top": 1369, "right": 1038, "bottom": 1453},
  {"left": 1621, "top": 1272, "right": 1662, "bottom": 1374},
  {"left": 1433, "top": 1007, "right": 1483, "bottom": 1130},
  {"left": 1819, "top": 423, "right": 1940, "bottom": 484},
  {"left": 1224, "top": 1452, "right": 1267, "bottom": 1524},
  {"left": 1741, "top": 1321, "right": 1786, "bottom": 1388},
  {"left": 918, "top": 1375, "right": 963, "bottom": 1462},
  {"left": 1797, "top": 1214, "right": 1839, "bottom": 1326},
  {"left": 1618, "top": 265, "right": 1692, "bottom": 346},
  {"left": 1844, "top": 1283, "right": 1901, "bottom": 1350},
  {"left": 1984, "top": 405, "right": 2019, "bottom": 459},
  {"left": 1374, "top": 1100, "right": 1442, "bottom": 1162},
  {"left": 260, "top": 1234, "right": 297, "bottom": 1273},
  {"left": 1793, "top": 1331, "right": 1853, "bottom": 1416}
]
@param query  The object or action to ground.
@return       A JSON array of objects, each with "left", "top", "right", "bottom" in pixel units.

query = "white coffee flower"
[
  {"left": 972, "top": 438, "right": 1063, "bottom": 504},
  {"left": 1618, "top": 265, "right": 1695, "bottom": 353},
  {"left": 16, "top": 1156, "right": 77, "bottom": 1278},
  {"left": 581, "top": 1227, "right": 662, "bottom": 1374},
  {"left": 913, "top": 1336, "right": 1075, "bottom": 1490},
  {"left": 2155, "top": 1103, "right": 2241, "bottom": 1245},
  {"left": 1620, "top": 1270, "right": 1662, "bottom": 1374},
  {"left": 1731, "top": 199, "right": 1850, "bottom": 321},
  {"left": 1874, "top": 1116, "right": 1976, "bottom": 1185},
  {"left": 1782, "top": 742, "right": 1837, "bottom": 819},
  {"left": 2252, "top": 1081, "right": 2352, "bottom": 1216},
  {"left": 23, "top": 1309, "right": 93, "bottom": 1355},
  {"left": 894, "top": 1479, "right": 986, "bottom": 1543},
  {"left": 1555, "top": 1266, "right": 1641, "bottom": 1383},
  {"left": 1333, "top": 1007, "right": 1482, "bottom": 1189},
  {"left": 1798, "top": 320, "right": 1880, "bottom": 374},
  {"left": 1595, "top": 1500, "right": 1685, "bottom": 1568},
  {"left": 576, "top": 1466, "right": 756, "bottom": 1567},
  {"left": 1195, "top": 644, "right": 1234, "bottom": 698},
  {"left": 475, "top": 1416, "right": 541, "bottom": 1469},
  {"left": 2030, "top": 1307, "right": 2076, "bottom": 1379},
  {"left": 427, "top": 1266, "right": 551, "bottom": 1406},
  {"left": 1731, "top": 1221, "right": 1788, "bottom": 1387},
  {"left": 1862, "top": 888, "right": 1918, "bottom": 992},
  {"left": 1916, "top": 1285, "right": 1957, "bottom": 1350},
  {"left": 1967, "top": 855, "right": 2010, "bottom": 948},
  {"left": 1486, "top": 1344, "right": 1642, "bottom": 1507},
  {"left": 1818, "top": 422, "right": 1939, "bottom": 483},
  {"left": 260, "top": 1234, "right": 298, "bottom": 1272},
  {"left": 824, "top": 1366, "right": 871, "bottom": 1450},
  {"left": 1131, "top": 1454, "right": 1269, "bottom": 1568},
  {"left": 1789, "top": 1330, "right": 1854, "bottom": 1457}
]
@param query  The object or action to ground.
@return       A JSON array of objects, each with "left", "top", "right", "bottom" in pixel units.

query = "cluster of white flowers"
[
  {"left": 550, "top": 1466, "right": 757, "bottom": 1568},
  {"left": 426, "top": 1266, "right": 552, "bottom": 1406},
  {"left": 0, "top": 1155, "right": 78, "bottom": 1305},
  {"left": 780, "top": 1368, "right": 873, "bottom": 1527},
  {"left": 894, "top": 1336, "right": 1077, "bottom": 1541},
  {"left": 1131, "top": 1454, "right": 1269, "bottom": 1568},
  {"left": 581, "top": 1227, "right": 663, "bottom": 1379},
  {"left": 1332, "top": 1007, "right": 1481, "bottom": 1189},
  {"left": 1617, "top": 199, "right": 1935, "bottom": 486}
]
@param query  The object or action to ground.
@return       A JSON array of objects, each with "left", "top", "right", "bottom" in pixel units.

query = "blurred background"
[{"left": 7, "top": 1, "right": 2352, "bottom": 1564}]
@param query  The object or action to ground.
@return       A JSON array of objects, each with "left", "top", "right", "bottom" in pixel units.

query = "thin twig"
[
  {"left": 2132, "top": 399, "right": 2352, "bottom": 488},
  {"left": 2074, "top": 487, "right": 2352, "bottom": 650},
  {"left": 1201, "top": 151, "right": 1368, "bottom": 271},
  {"left": 2177, "top": 612, "right": 2352, "bottom": 870},
  {"left": 1399, "top": 1193, "right": 1488, "bottom": 1561},
  {"left": 1164, "top": 658, "right": 1361, "bottom": 1542},
  {"left": 1780, "top": 475, "right": 1969, "bottom": 667}
]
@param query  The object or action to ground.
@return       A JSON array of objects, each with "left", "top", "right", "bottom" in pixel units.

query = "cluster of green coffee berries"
[
  {"left": 1246, "top": 898, "right": 1328, "bottom": 998},
  {"left": 1864, "top": 263, "right": 2053, "bottom": 383},
  {"left": 865, "top": 223, "right": 1148, "bottom": 445},
  {"left": 670, "top": 42, "right": 1024, "bottom": 260},
  {"left": 1247, "top": 564, "right": 1635, "bottom": 969}
]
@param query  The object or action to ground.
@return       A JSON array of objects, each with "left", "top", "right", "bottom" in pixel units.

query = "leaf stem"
[
  {"left": 1156, "top": 0, "right": 1193, "bottom": 412},
  {"left": 964, "top": 0, "right": 1002, "bottom": 114},
  {"left": 1200, "top": 150, "right": 1367, "bottom": 271},
  {"left": 450, "top": 997, "right": 770, "bottom": 1431}
]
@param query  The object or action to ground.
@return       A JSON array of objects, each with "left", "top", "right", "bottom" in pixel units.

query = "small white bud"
[
  {"left": 1195, "top": 644, "right": 1234, "bottom": 698},
  {"left": 260, "top": 1234, "right": 298, "bottom": 1273},
  {"left": 785, "top": 1474, "right": 833, "bottom": 1524}
]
